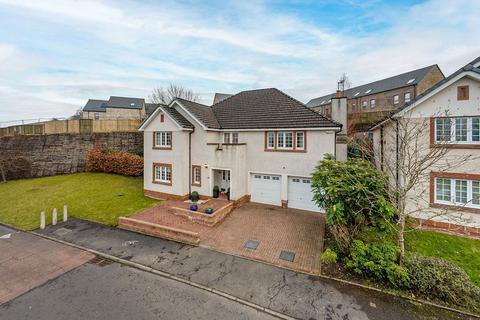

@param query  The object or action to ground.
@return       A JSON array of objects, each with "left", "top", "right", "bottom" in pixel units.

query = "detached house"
[
  {"left": 140, "top": 88, "right": 343, "bottom": 211},
  {"left": 81, "top": 96, "right": 147, "bottom": 120},
  {"left": 372, "top": 56, "right": 480, "bottom": 235}
]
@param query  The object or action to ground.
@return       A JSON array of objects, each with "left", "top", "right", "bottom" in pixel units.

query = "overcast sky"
[{"left": 0, "top": 0, "right": 479, "bottom": 123}]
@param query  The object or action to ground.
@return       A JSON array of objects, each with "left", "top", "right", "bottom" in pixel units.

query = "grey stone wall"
[{"left": 0, "top": 132, "right": 143, "bottom": 180}]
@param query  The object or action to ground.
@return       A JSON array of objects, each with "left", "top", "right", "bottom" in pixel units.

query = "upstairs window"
[
  {"left": 405, "top": 92, "right": 411, "bottom": 103},
  {"left": 266, "top": 131, "right": 306, "bottom": 152},
  {"left": 267, "top": 132, "right": 275, "bottom": 149},
  {"left": 434, "top": 117, "right": 480, "bottom": 144},
  {"left": 370, "top": 99, "right": 376, "bottom": 109},
  {"left": 154, "top": 131, "right": 172, "bottom": 148},
  {"left": 351, "top": 103, "right": 356, "bottom": 111},
  {"left": 277, "top": 132, "right": 293, "bottom": 149},
  {"left": 296, "top": 132, "right": 305, "bottom": 150},
  {"left": 393, "top": 95, "right": 399, "bottom": 105},
  {"left": 223, "top": 132, "right": 239, "bottom": 144},
  {"left": 362, "top": 101, "right": 367, "bottom": 109},
  {"left": 457, "top": 86, "right": 469, "bottom": 101}
]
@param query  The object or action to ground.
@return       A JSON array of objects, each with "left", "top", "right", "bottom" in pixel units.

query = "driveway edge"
[{"left": 30, "top": 231, "right": 297, "bottom": 320}]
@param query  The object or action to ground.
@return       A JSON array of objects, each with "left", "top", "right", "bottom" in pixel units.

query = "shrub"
[
  {"left": 311, "top": 156, "right": 395, "bottom": 254},
  {"left": 405, "top": 254, "right": 480, "bottom": 310},
  {"left": 190, "top": 191, "right": 199, "bottom": 202},
  {"left": 85, "top": 148, "right": 143, "bottom": 176},
  {"left": 320, "top": 248, "right": 338, "bottom": 264},
  {"left": 345, "top": 240, "right": 409, "bottom": 288}
]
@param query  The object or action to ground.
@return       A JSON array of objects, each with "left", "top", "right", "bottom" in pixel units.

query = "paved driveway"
[
  {"left": 202, "top": 202, "right": 325, "bottom": 274},
  {"left": 0, "top": 225, "right": 93, "bottom": 304}
]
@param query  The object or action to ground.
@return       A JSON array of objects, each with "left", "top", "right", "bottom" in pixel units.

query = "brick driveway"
[{"left": 201, "top": 203, "right": 325, "bottom": 274}]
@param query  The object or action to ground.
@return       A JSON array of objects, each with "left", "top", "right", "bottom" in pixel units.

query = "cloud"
[{"left": 0, "top": 0, "right": 479, "bottom": 122}]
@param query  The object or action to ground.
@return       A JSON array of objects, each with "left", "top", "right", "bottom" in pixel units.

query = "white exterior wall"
[
  {"left": 372, "top": 75, "right": 480, "bottom": 228},
  {"left": 143, "top": 102, "right": 337, "bottom": 203}
]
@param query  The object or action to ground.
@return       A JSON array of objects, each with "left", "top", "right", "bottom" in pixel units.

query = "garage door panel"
[
  {"left": 250, "top": 174, "right": 281, "bottom": 206},
  {"left": 288, "top": 177, "right": 322, "bottom": 212}
]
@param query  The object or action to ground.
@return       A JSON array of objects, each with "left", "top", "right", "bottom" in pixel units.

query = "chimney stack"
[{"left": 335, "top": 90, "right": 343, "bottom": 98}]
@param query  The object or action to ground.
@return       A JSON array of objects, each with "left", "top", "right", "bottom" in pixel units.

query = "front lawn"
[{"left": 0, "top": 173, "right": 159, "bottom": 230}]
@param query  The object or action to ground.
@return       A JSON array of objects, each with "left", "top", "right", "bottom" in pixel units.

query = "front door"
[{"left": 220, "top": 170, "right": 230, "bottom": 191}]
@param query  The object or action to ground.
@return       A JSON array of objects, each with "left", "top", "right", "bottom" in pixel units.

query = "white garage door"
[
  {"left": 288, "top": 177, "right": 322, "bottom": 212},
  {"left": 250, "top": 174, "right": 282, "bottom": 206}
]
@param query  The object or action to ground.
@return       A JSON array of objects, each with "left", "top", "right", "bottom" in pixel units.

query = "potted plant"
[
  {"left": 213, "top": 185, "right": 220, "bottom": 198},
  {"left": 226, "top": 187, "right": 230, "bottom": 200},
  {"left": 190, "top": 204, "right": 198, "bottom": 211},
  {"left": 204, "top": 207, "right": 214, "bottom": 215},
  {"left": 190, "top": 191, "right": 199, "bottom": 202}
]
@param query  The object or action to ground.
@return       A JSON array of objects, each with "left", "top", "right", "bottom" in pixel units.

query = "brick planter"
[{"left": 172, "top": 202, "right": 234, "bottom": 226}]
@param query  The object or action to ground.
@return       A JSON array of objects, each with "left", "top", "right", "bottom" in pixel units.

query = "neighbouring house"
[
  {"left": 139, "top": 88, "right": 344, "bottom": 211},
  {"left": 212, "top": 93, "right": 233, "bottom": 104},
  {"left": 81, "top": 96, "right": 147, "bottom": 120},
  {"left": 307, "top": 65, "right": 445, "bottom": 135},
  {"left": 371, "top": 56, "right": 480, "bottom": 235}
]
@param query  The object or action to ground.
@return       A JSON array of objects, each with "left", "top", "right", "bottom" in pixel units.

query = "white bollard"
[
  {"left": 40, "top": 211, "right": 45, "bottom": 230},
  {"left": 52, "top": 208, "right": 57, "bottom": 226},
  {"left": 63, "top": 205, "right": 68, "bottom": 222}
]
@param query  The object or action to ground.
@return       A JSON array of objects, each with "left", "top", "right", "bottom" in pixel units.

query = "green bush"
[
  {"left": 190, "top": 191, "right": 199, "bottom": 202},
  {"left": 405, "top": 254, "right": 480, "bottom": 310},
  {"left": 320, "top": 248, "right": 338, "bottom": 264},
  {"left": 311, "top": 156, "right": 395, "bottom": 253},
  {"left": 345, "top": 240, "right": 409, "bottom": 288}
]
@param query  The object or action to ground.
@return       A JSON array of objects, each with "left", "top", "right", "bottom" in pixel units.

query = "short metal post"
[
  {"left": 40, "top": 211, "right": 45, "bottom": 229},
  {"left": 63, "top": 205, "right": 68, "bottom": 222},
  {"left": 52, "top": 208, "right": 57, "bottom": 226}
]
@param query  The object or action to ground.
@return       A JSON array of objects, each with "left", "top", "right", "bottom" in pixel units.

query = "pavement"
[
  {"left": 0, "top": 261, "right": 277, "bottom": 320},
  {"left": 0, "top": 224, "right": 93, "bottom": 304},
  {"left": 34, "top": 218, "right": 475, "bottom": 320}
]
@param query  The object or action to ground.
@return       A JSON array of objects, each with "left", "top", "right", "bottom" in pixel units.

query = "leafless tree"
[
  {"left": 150, "top": 84, "right": 200, "bottom": 105},
  {"left": 0, "top": 154, "right": 32, "bottom": 182},
  {"left": 338, "top": 73, "right": 352, "bottom": 92},
  {"left": 371, "top": 111, "right": 475, "bottom": 264}
]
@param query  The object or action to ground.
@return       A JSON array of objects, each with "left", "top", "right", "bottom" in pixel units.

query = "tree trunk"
[
  {"left": 398, "top": 213, "right": 406, "bottom": 265},
  {"left": 0, "top": 162, "right": 6, "bottom": 183}
]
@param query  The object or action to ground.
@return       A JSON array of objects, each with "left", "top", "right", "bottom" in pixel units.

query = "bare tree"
[
  {"left": 0, "top": 155, "right": 32, "bottom": 182},
  {"left": 338, "top": 73, "right": 352, "bottom": 92},
  {"left": 150, "top": 84, "right": 200, "bottom": 105},
  {"left": 372, "top": 111, "right": 475, "bottom": 264}
]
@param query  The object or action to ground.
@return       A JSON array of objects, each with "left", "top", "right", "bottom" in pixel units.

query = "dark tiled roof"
[
  {"left": 145, "top": 103, "right": 159, "bottom": 117},
  {"left": 307, "top": 65, "right": 440, "bottom": 108},
  {"left": 211, "top": 88, "right": 340, "bottom": 129},
  {"left": 83, "top": 99, "right": 108, "bottom": 112},
  {"left": 107, "top": 96, "right": 145, "bottom": 109},
  {"left": 212, "top": 93, "right": 232, "bottom": 105},
  {"left": 177, "top": 98, "right": 221, "bottom": 129},
  {"left": 162, "top": 106, "right": 194, "bottom": 129}
]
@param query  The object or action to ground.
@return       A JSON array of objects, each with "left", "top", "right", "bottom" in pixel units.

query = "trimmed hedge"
[{"left": 85, "top": 148, "right": 143, "bottom": 176}]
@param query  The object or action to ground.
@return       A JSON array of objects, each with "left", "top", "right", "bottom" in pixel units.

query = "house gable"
[{"left": 140, "top": 105, "right": 193, "bottom": 132}]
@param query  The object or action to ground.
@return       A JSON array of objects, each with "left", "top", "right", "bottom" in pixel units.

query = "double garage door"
[{"left": 250, "top": 173, "right": 321, "bottom": 212}]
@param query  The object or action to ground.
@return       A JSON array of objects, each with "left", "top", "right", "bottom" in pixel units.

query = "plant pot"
[
  {"left": 204, "top": 208, "right": 214, "bottom": 215},
  {"left": 190, "top": 204, "right": 198, "bottom": 211},
  {"left": 213, "top": 190, "right": 219, "bottom": 198}
]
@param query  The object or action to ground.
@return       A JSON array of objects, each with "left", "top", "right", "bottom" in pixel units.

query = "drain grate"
[
  {"left": 244, "top": 240, "right": 260, "bottom": 250},
  {"left": 89, "top": 256, "right": 113, "bottom": 267},
  {"left": 279, "top": 250, "right": 295, "bottom": 262},
  {"left": 53, "top": 228, "right": 72, "bottom": 237}
]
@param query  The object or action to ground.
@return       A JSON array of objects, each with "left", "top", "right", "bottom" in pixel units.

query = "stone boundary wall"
[{"left": 0, "top": 132, "right": 143, "bottom": 180}]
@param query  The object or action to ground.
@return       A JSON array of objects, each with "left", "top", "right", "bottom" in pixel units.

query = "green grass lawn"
[{"left": 0, "top": 173, "right": 159, "bottom": 230}]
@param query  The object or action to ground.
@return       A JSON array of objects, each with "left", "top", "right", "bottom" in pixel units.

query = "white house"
[
  {"left": 372, "top": 56, "right": 480, "bottom": 235},
  {"left": 139, "top": 88, "right": 344, "bottom": 211}
]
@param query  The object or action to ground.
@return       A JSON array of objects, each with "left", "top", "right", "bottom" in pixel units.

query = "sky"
[{"left": 0, "top": 0, "right": 479, "bottom": 123}]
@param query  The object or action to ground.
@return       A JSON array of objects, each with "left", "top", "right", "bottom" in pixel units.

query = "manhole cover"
[
  {"left": 244, "top": 240, "right": 259, "bottom": 250},
  {"left": 53, "top": 228, "right": 72, "bottom": 237},
  {"left": 279, "top": 250, "right": 295, "bottom": 262}
]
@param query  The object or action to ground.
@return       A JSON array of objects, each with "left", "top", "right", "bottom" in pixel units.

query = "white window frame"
[
  {"left": 223, "top": 132, "right": 239, "bottom": 144},
  {"left": 277, "top": 131, "right": 293, "bottom": 149},
  {"left": 434, "top": 117, "right": 480, "bottom": 144},
  {"left": 223, "top": 132, "right": 230, "bottom": 143},
  {"left": 362, "top": 101, "right": 367, "bottom": 109},
  {"left": 296, "top": 131, "right": 305, "bottom": 150},
  {"left": 193, "top": 166, "right": 201, "bottom": 185},
  {"left": 267, "top": 131, "right": 275, "bottom": 149},
  {"left": 154, "top": 165, "right": 171, "bottom": 184},
  {"left": 434, "top": 177, "right": 480, "bottom": 209},
  {"left": 370, "top": 99, "right": 376, "bottom": 108},
  {"left": 405, "top": 92, "right": 411, "bottom": 103},
  {"left": 393, "top": 95, "right": 399, "bottom": 105},
  {"left": 155, "top": 131, "right": 172, "bottom": 148}
]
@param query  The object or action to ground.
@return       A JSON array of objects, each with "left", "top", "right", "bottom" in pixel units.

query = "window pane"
[
  {"left": 285, "top": 132, "right": 293, "bottom": 148},
  {"left": 224, "top": 133, "right": 230, "bottom": 143},
  {"left": 455, "top": 180, "right": 467, "bottom": 204},
  {"left": 405, "top": 93, "right": 411, "bottom": 102},
  {"left": 296, "top": 132, "right": 304, "bottom": 149},
  {"left": 166, "top": 132, "right": 171, "bottom": 146},
  {"left": 277, "top": 132, "right": 284, "bottom": 147},
  {"left": 435, "top": 178, "right": 451, "bottom": 202},
  {"left": 393, "top": 95, "right": 399, "bottom": 104},
  {"left": 472, "top": 117, "right": 480, "bottom": 142},
  {"left": 155, "top": 166, "right": 161, "bottom": 180},
  {"left": 267, "top": 132, "right": 275, "bottom": 148},
  {"left": 455, "top": 118, "right": 467, "bottom": 141},
  {"left": 232, "top": 133, "right": 239, "bottom": 144},
  {"left": 435, "top": 118, "right": 451, "bottom": 142},
  {"left": 473, "top": 181, "right": 480, "bottom": 205},
  {"left": 370, "top": 99, "right": 375, "bottom": 108}
]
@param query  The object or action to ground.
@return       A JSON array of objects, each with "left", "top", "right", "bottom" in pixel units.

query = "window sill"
[
  {"left": 152, "top": 180, "right": 172, "bottom": 186},
  {"left": 264, "top": 148, "right": 306, "bottom": 153},
  {"left": 430, "top": 143, "right": 480, "bottom": 149},
  {"left": 430, "top": 202, "right": 480, "bottom": 214},
  {"left": 153, "top": 146, "right": 172, "bottom": 150},
  {"left": 206, "top": 142, "right": 246, "bottom": 146},
  {"left": 191, "top": 183, "right": 201, "bottom": 187}
]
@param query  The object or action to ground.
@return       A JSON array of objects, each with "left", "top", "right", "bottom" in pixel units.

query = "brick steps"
[{"left": 118, "top": 217, "right": 200, "bottom": 245}]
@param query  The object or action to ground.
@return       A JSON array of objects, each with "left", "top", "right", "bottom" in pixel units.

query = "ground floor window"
[
  {"left": 153, "top": 163, "right": 172, "bottom": 185},
  {"left": 434, "top": 176, "right": 480, "bottom": 208},
  {"left": 192, "top": 165, "right": 201, "bottom": 186}
]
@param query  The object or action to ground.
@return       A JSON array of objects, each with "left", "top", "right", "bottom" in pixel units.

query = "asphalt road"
[
  {"left": 0, "top": 260, "right": 277, "bottom": 320},
  {"left": 33, "top": 218, "right": 475, "bottom": 320}
]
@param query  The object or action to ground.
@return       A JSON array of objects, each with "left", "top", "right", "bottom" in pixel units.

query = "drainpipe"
[
  {"left": 188, "top": 130, "right": 193, "bottom": 197},
  {"left": 380, "top": 125, "right": 384, "bottom": 171}
]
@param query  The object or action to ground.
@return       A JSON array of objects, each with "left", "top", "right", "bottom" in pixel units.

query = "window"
[
  {"left": 455, "top": 118, "right": 467, "bottom": 142},
  {"left": 352, "top": 103, "right": 356, "bottom": 111},
  {"left": 457, "top": 86, "right": 469, "bottom": 101},
  {"left": 232, "top": 133, "right": 239, "bottom": 144},
  {"left": 296, "top": 132, "right": 305, "bottom": 150},
  {"left": 154, "top": 131, "right": 172, "bottom": 148},
  {"left": 153, "top": 164, "right": 171, "bottom": 184},
  {"left": 434, "top": 117, "right": 480, "bottom": 144},
  {"left": 370, "top": 99, "right": 376, "bottom": 108},
  {"left": 404, "top": 92, "right": 411, "bottom": 103},
  {"left": 254, "top": 174, "right": 261, "bottom": 179},
  {"left": 265, "top": 131, "right": 306, "bottom": 152},
  {"left": 160, "top": 114, "right": 164, "bottom": 122},
  {"left": 362, "top": 101, "right": 367, "bottom": 109},
  {"left": 393, "top": 95, "right": 399, "bottom": 105},
  {"left": 223, "top": 132, "right": 230, "bottom": 143},
  {"left": 94, "top": 113, "right": 100, "bottom": 120},
  {"left": 192, "top": 165, "right": 201, "bottom": 186},
  {"left": 434, "top": 177, "right": 480, "bottom": 208},
  {"left": 224, "top": 132, "right": 239, "bottom": 144}
]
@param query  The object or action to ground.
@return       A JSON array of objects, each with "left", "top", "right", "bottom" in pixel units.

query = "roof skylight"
[
  {"left": 354, "top": 92, "right": 360, "bottom": 96},
  {"left": 321, "top": 100, "right": 326, "bottom": 104},
  {"left": 365, "top": 89, "right": 372, "bottom": 94},
  {"left": 406, "top": 78, "right": 415, "bottom": 84},
  {"left": 130, "top": 103, "right": 135, "bottom": 106}
]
